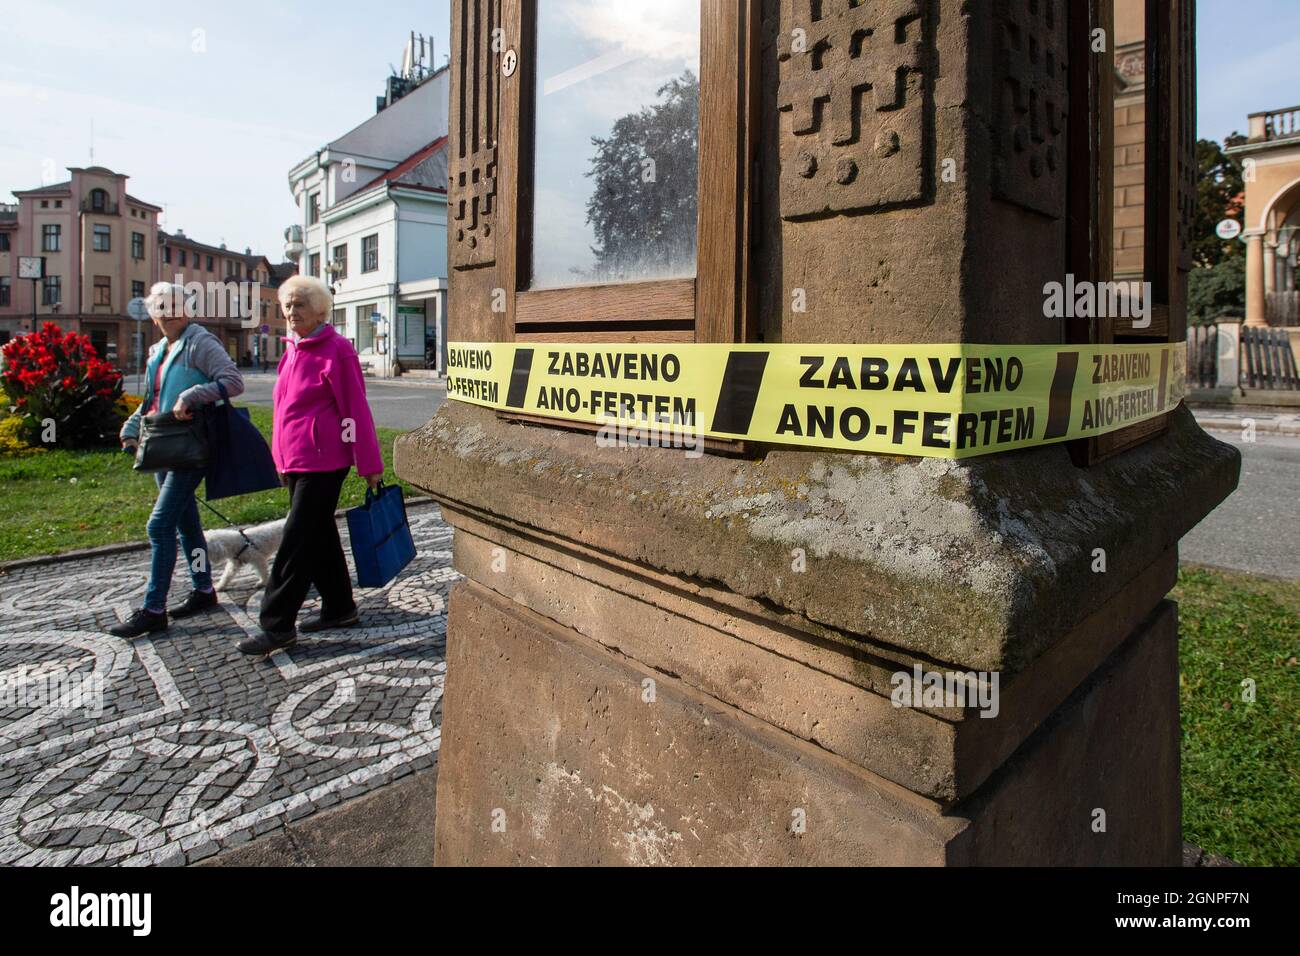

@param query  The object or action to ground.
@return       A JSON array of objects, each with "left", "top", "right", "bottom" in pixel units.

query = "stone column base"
[{"left": 433, "top": 564, "right": 1180, "bottom": 867}]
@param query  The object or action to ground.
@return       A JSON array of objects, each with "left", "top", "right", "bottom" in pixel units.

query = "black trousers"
[{"left": 260, "top": 468, "right": 354, "bottom": 633}]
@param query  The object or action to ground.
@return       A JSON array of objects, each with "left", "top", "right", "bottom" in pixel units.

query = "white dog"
[{"left": 202, "top": 520, "right": 286, "bottom": 591}]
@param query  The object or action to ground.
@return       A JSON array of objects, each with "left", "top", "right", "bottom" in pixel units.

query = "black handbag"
[{"left": 134, "top": 410, "right": 210, "bottom": 473}]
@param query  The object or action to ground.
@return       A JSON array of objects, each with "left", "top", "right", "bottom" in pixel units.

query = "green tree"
[
  {"left": 1192, "top": 137, "right": 1245, "bottom": 268},
  {"left": 583, "top": 71, "right": 699, "bottom": 284},
  {"left": 1186, "top": 137, "right": 1247, "bottom": 324},
  {"left": 1188, "top": 255, "right": 1246, "bottom": 326}
]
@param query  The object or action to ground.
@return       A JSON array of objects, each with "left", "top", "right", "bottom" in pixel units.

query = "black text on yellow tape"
[{"left": 445, "top": 342, "right": 1186, "bottom": 460}]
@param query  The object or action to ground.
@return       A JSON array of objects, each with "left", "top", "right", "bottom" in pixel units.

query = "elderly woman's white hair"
[
  {"left": 146, "top": 281, "right": 194, "bottom": 319},
  {"left": 278, "top": 275, "right": 334, "bottom": 317}
]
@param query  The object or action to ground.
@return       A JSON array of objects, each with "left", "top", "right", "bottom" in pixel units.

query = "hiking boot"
[
  {"left": 170, "top": 590, "right": 219, "bottom": 620},
  {"left": 237, "top": 630, "right": 297, "bottom": 658},
  {"left": 299, "top": 608, "right": 361, "bottom": 633},
  {"left": 108, "top": 609, "right": 168, "bottom": 638}
]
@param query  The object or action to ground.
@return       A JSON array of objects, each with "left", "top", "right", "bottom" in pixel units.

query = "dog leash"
[{"left": 197, "top": 498, "right": 259, "bottom": 560}]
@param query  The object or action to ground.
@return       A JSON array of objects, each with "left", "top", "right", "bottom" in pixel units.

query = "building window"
[
  {"left": 530, "top": 2, "right": 700, "bottom": 289},
  {"left": 131, "top": 231, "right": 145, "bottom": 259},
  {"left": 308, "top": 252, "right": 321, "bottom": 278},
  {"left": 0, "top": 278, "right": 10, "bottom": 307},
  {"left": 93, "top": 224, "right": 111, "bottom": 252},
  {"left": 207, "top": 255, "right": 214, "bottom": 272},
  {"left": 331, "top": 308, "right": 347, "bottom": 332},
  {"left": 355, "top": 303, "right": 376, "bottom": 352},
  {"left": 42, "top": 275, "right": 61, "bottom": 306},
  {"left": 55, "top": 200, "right": 62, "bottom": 209},
  {"left": 132, "top": 280, "right": 145, "bottom": 300},
  {"left": 478, "top": 1, "right": 754, "bottom": 346},
  {"left": 90, "top": 189, "right": 109, "bottom": 212},
  {"left": 179, "top": 249, "right": 188, "bottom": 267},
  {"left": 308, "top": 193, "right": 321, "bottom": 226},
  {"left": 332, "top": 243, "right": 348, "bottom": 280},
  {"left": 42, "top": 224, "right": 61, "bottom": 252},
  {"left": 0, "top": 234, "right": 9, "bottom": 251},
  {"left": 361, "top": 234, "right": 379, "bottom": 273},
  {"left": 163, "top": 246, "right": 172, "bottom": 264},
  {"left": 94, "top": 275, "right": 111, "bottom": 307},
  {"left": 40, "top": 200, "right": 49, "bottom": 209}
]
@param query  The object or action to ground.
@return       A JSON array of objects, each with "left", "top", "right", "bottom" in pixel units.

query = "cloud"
[{"left": 556, "top": 0, "right": 699, "bottom": 66}]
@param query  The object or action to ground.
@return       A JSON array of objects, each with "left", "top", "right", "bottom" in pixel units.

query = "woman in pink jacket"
[{"left": 239, "top": 275, "right": 385, "bottom": 657}]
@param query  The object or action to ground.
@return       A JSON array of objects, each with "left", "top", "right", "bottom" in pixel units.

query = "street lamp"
[{"left": 325, "top": 260, "right": 344, "bottom": 296}]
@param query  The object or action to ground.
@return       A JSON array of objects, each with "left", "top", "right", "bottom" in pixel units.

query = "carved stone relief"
[
  {"left": 777, "top": 0, "right": 930, "bottom": 220},
  {"left": 451, "top": 0, "right": 500, "bottom": 270},
  {"left": 991, "top": 0, "right": 1069, "bottom": 219}
]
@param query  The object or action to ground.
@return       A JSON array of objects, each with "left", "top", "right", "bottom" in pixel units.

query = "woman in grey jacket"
[{"left": 111, "top": 283, "right": 245, "bottom": 638}]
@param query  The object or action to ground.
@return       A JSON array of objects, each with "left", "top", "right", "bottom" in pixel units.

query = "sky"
[
  {"left": 0, "top": 0, "right": 452, "bottom": 259},
  {"left": 1197, "top": 0, "right": 1300, "bottom": 142},
  {"left": 1, "top": 0, "right": 1295, "bottom": 260}
]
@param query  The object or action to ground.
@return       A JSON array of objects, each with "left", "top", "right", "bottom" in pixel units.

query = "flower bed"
[{"left": 0, "top": 324, "right": 125, "bottom": 449}]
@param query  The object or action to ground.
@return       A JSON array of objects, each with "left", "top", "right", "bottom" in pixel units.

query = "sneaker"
[
  {"left": 299, "top": 609, "right": 361, "bottom": 633},
  {"left": 237, "top": 630, "right": 297, "bottom": 658},
  {"left": 170, "top": 590, "right": 219, "bottom": 620},
  {"left": 108, "top": 609, "right": 168, "bottom": 638}
]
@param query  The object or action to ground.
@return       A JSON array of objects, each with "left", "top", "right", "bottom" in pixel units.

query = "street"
[
  {"left": 1181, "top": 427, "right": 1300, "bottom": 578},
  {"left": 236, "top": 371, "right": 446, "bottom": 432}
]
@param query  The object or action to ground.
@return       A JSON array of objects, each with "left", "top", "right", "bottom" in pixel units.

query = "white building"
[{"left": 286, "top": 57, "right": 450, "bottom": 378}]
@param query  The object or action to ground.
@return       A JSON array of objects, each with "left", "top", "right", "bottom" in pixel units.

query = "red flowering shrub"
[{"left": 0, "top": 323, "right": 125, "bottom": 448}]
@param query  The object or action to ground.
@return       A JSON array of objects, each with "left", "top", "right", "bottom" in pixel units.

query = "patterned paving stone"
[{"left": 0, "top": 502, "right": 456, "bottom": 867}]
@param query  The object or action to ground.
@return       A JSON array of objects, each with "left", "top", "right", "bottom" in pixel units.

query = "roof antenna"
[{"left": 89, "top": 119, "right": 95, "bottom": 165}]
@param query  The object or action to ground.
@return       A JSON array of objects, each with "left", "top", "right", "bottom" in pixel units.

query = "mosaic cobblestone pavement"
[{"left": 0, "top": 503, "right": 456, "bottom": 866}]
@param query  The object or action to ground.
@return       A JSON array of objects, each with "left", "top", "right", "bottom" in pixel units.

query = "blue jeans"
[{"left": 144, "top": 468, "right": 212, "bottom": 612}]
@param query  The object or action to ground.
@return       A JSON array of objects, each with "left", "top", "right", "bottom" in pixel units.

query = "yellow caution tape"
[{"left": 445, "top": 342, "right": 1186, "bottom": 459}]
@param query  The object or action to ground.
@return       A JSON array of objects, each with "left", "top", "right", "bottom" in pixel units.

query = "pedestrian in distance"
[
  {"left": 239, "top": 275, "right": 384, "bottom": 657},
  {"left": 111, "top": 283, "right": 245, "bottom": 638}
]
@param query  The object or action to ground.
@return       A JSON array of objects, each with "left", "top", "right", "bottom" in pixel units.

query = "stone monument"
[{"left": 397, "top": 0, "right": 1237, "bottom": 865}]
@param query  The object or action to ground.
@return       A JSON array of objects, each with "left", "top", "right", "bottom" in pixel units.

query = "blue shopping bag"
[{"left": 347, "top": 482, "right": 416, "bottom": 588}]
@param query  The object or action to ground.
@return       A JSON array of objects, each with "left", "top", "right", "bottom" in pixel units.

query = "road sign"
[
  {"left": 1216, "top": 219, "right": 1242, "bottom": 241},
  {"left": 127, "top": 297, "right": 150, "bottom": 321}
]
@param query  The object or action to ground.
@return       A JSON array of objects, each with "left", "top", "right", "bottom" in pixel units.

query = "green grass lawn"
[
  {"left": 1172, "top": 565, "right": 1300, "bottom": 866},
  {"left": 0, "top": 405, "right": 413, "bottom": 562}
]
